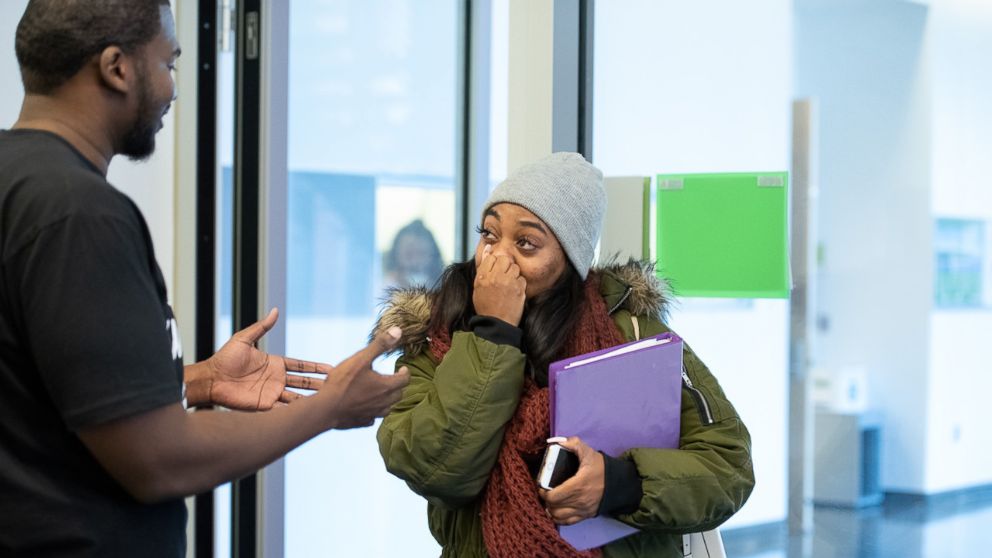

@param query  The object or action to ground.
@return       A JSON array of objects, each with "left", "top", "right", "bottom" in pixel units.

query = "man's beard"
[{"left": 120, "top": 70, "right": 161, "bottom": 161}]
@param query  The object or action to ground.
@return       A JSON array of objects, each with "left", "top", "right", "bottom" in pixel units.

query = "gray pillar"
[{"left": 789, "top": 98, "right": 819, "bottom": 540}]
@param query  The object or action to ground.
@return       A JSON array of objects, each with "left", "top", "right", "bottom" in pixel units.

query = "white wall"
[
  {"left": 0, "top": 0, "right": 177, "bottom": 297},
  {"left": 594, "top": 0, "right": 794, "bottom": 529},
  {"left": 795, "top": 1, "right": 933, "bottom": 492},
  {"left": 925, "top": 0, "right": 992, "bottom": 493}
]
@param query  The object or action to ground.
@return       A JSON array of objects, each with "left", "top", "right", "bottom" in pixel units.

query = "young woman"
[{"left": 375, "top": 152, "right": 753, "bottom": 558}]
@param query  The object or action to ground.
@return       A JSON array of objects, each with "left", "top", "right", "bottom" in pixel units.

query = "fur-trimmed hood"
[{"left": 371, "top": 259, "right": 672, "bottom": 358}]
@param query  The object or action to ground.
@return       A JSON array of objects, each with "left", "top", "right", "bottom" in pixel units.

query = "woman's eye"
[
  {"left": 517, "top": 238, "right": 537, "bottom": 251},
  {"left": 475, "top": 225, "right": 495, "bottom": 240}
]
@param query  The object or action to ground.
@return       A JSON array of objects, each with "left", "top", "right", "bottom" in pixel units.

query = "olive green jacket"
[{"left": 374, "top": 262, "right": 754, "bottom": 557}]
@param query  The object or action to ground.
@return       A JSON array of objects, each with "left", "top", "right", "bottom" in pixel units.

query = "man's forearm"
[{"left": 80, "top": 393, "right": 331, "bottom": 503}]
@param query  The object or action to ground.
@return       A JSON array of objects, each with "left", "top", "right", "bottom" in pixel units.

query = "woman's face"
[{"left": 474, "top": 203, "right": 568, "bottom": 299}]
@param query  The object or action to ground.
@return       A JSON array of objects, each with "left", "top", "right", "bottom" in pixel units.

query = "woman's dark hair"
[
  {"left": 16, "top": 0, "right": 171, "bottom": 94},
  {"left": 428, "top": 260, "right": 586, "bottom": 378}
]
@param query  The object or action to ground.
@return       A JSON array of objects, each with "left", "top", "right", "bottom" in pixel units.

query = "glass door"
[{"left": 281, "top": 1, "right": 462, "bottom": 555}]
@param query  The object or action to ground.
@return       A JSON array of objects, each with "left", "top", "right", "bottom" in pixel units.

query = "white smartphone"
[{"left": 536, "top": 443, "right": 579, "bottom": 490}]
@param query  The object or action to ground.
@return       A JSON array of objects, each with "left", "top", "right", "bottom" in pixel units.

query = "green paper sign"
[{"left": 656, "top": 172, "right": 790, "bottom": 298}]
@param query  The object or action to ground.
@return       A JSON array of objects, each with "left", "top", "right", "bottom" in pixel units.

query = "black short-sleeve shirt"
[{"left": 0, "top": 129, "right": 185, "bottom": 557}]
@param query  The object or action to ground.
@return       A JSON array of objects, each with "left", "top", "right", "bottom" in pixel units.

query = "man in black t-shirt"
[{"left": 0, "top": 2, "right": 410, "bottom": 556}]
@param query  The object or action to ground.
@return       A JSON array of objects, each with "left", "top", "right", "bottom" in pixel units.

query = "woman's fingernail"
[
  {"left": 387, "top": 326, "right": 402, "bottom": 340},
  {"left": 547, "top": 436, "right": 567, "bottom": 444}
]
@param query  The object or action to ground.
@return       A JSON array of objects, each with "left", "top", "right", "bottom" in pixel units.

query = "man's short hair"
[{"left": 15, "top": 0, "right": 171, "bottom": 94}]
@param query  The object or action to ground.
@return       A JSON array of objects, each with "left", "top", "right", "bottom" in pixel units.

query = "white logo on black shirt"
[{"left": 166, "top": 318, "right": 183, "bottom": 361}]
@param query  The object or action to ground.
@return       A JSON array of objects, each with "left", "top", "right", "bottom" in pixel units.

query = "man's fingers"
[
  {"left": 336, "top": 327, "right": 403, "bottom": 372},
  {"left": 283, "top": 357, "right": 331, "bottom": 376},
  {"left": 367, "top": 326, "right": 403, "bottom": 359},
  {"left": 234, "top": 308, "right": 279, "bottom": 344},
  {"left": 286, "top": 374, "right": 323, "bottom": 391},
  {"left": 368, "top": 369, "right": 409, "bottom": 416},
  {"left": 374, "top": 402, "right": 396, "bottom": 418},
  {"left": 279, "top": 390, "right": 303, "bottom": 403},
  {"left": 373, "top": 372, "right": 408, "bottom": 408},
  {"left": 387, "top": 370, "right": 410, "bottom": 391},
  {"left": 341, "top": 416, "right": 377, "bottom": 430}
]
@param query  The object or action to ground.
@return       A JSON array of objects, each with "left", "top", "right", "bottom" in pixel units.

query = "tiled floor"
[{"left": 723, "top": 490, "right": 992, "bottom": 558}]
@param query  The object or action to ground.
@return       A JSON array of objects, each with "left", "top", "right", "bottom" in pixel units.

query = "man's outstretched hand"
[
  {"left": 314, "top": 325, "right": 410, "bottom": 430},
  {"left": 186, "top": 308, "right": 328, "bottom": 410}
]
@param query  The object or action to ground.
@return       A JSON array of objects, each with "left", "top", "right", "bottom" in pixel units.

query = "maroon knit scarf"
[{"left": 429, "top": 273, "right": 626, "bottom": 557}]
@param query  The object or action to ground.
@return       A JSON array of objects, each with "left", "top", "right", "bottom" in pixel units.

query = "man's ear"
[{"left": 97, "top": 46, "right": 132, "bottom": 94}]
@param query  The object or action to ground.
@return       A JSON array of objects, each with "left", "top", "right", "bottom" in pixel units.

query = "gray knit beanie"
[{"left": 483, "top": 152, "right": 605, "bottom": 279}]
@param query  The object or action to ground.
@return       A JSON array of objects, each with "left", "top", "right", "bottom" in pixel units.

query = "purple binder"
[{"left": 548, "top": 332, "right": 683, "bottom": 551}]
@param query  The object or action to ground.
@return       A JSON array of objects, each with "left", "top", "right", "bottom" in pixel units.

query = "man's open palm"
[{"left": 207, "top": 309, "right": 326, "bottom": 411}]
